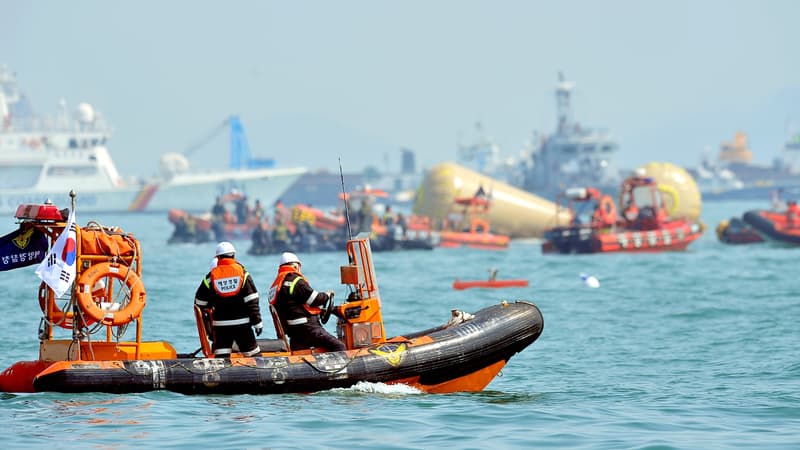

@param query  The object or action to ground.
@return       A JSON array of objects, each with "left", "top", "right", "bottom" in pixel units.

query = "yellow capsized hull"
[{"left": 413, "top": 162, "right": 571, "bottom": 238}]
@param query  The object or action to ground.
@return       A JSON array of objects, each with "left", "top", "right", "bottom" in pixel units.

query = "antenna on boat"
[
  {"left": 339, "top": 158, "right": 353, "bottom": 240},
  {"left": 338, "top": 159, "right": 357, "bottom": 281}
]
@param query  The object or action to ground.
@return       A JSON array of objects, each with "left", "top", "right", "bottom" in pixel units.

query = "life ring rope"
[{"left": 76, "top": 262, "right": 146, "bottom": 326}]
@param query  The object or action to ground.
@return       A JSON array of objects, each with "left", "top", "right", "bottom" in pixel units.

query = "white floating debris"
[{"left": 580, "top": 273, "right": 600, "bottom": 288}]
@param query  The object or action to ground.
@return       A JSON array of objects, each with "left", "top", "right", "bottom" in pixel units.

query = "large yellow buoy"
[
  {"left": 412, "top": 162, "right": 571, "bottom": 238},
  {"left": 635, "top": 161, "right": 702, "bottom": 221}
]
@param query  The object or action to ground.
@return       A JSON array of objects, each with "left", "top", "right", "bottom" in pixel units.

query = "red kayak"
[{"left": 453, "top": 279, "right": 529, "bottom": 290}]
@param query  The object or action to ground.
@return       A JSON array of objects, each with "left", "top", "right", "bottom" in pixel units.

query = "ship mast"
[
  {"left": 556, "top": 72, "right": 575, "bottom": 135},
  {"left": 0, "top": 65, "right": 20, "bottom": 128}
]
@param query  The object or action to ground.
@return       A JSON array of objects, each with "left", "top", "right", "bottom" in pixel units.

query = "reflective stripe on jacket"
[
  {"left": 194, "top": 257, "right": 261, "bottom": 328},
  {"left": 269, "top": 265, "right": 326, "bottom": 327}
]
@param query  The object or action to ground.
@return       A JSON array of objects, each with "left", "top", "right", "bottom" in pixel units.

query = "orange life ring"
[
  {"left": 76, "top": 262, "right": 146, "bottom": 326},
  {"left": 593, "top": 195, "right": 618, "bottom": 228},
  {"left": 38, "top": 282, "right": 98, "bottom": 329}
]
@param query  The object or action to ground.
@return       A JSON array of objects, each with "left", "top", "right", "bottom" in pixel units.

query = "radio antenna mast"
[{"left": 339, "top": 158, "right": 353, "bottom": 240}]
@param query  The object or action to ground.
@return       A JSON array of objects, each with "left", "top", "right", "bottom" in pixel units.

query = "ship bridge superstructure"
[{"left": 522, "top": 73, "right": 621, "bottom": 200}]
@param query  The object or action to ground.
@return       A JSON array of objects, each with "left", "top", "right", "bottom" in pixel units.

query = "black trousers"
[
  {"left": 287, "top": 316, "right": 346, "bottom": 352},
  {"left": 212, "top": 324, "right": 258, "bottom": 357}
]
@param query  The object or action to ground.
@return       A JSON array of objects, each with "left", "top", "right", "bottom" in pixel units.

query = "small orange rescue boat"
[
  {"left": 542, "top": 177, "right": 704, "bottom": 254},
  {"left": 168, "top": 191, "right": 261, "bottom": 243},
  {"left": 438, "top": 190, "right": 510, "bottom": 250},
  {"left": 0, "top": 197, "right": 543, "bottom": 395},
  {"left": 742, "top": 202, "right": 800, "bottom": 245}
]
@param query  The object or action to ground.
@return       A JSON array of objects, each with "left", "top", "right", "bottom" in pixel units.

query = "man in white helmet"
[
  {"left": 194, "top": 241, "right": 263, "bottom": 358},
  {"left": 268, "top": 252, "right": 345, "bottom": 352}
]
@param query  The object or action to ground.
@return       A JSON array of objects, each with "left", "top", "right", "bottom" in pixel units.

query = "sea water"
[{"left": 1, "top": 200, "right": 798, "bottom": 449}]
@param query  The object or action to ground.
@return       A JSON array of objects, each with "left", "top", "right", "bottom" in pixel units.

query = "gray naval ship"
[{"left": 521, "top": 73, "right": 623, "bottom": 201}]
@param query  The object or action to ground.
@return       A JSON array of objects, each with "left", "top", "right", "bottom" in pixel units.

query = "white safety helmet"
[
  {"left": 215, "top": 241, "right": 236, "bottom": 257},
  {"left": 279, "top": 252, "right": 301, "bottom": 266}
]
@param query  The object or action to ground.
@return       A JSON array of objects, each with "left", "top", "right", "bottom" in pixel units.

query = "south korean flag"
[{"left": 36, "top": 209, "right": 77, "bottom": 297}]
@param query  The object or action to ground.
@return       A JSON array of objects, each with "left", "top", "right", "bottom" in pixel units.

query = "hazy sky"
[{"left": 4, "top": 1, "right": 800, "bottom": 177}]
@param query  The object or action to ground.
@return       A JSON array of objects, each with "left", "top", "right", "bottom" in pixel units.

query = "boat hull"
[
  {"left": 716, "top": 217, "right": 764, "bottom": 244},
  {"left": 542, "top": 221, "right": 704, "bottom": 254},
  {"left": 413, "top": 163, "right": 572, "bottom": 239},
  {"left": 167, "top": 208, "right": 253, "bottom": 243},
  {"left": 742, "top": 210, "right": 800, "bottom": 245},
  {"left": 700, "top": 185, "right": 800, "bottom": 202},
  {"left": 0, "top": 168, "right": 306, "bottom": 215},
  {"left": 439, "top": 231, "right": 510, "bottom": 250},
  {"left": 130, "top": 168, "right": 307, "bottom": 213},
  {"left": 0, "top": 189, "right": 140, "bottom": 215},
  {"left": 27, "top": 301, "right": 543, "bottom": 395}
]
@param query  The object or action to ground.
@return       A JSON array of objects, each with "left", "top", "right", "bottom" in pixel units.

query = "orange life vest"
[
  {"left": 624, "top": 204, "right": 639, "bottom": 222},
  {"left": 268, "top": 265, "right": 321, "bottom": 314},
  {"left": 209, "top": 258, "right": 245, "bottom": 297},
  {"left": 787, "top": 204, "right": 800, "bottom": 225}
]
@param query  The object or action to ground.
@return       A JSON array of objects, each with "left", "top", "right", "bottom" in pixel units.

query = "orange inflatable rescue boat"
[
  {"left": 542, "top": 177, "right": 704, "bottom": 254},
  {"left": 741, "top": 202, "right": 800, "bottom": 245},
  {"left": 0, "top": 195, "right": 543, "bottom": 395},
  {"left": 438, "top": 189, "right": 510, "bottom": 250}
]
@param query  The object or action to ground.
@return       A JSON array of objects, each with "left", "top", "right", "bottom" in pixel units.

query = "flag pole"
[{"left": 68, "top": 190, "right": 81, "bottom": 356}]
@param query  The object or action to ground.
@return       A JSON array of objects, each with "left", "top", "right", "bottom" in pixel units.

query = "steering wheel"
[{"left": 320, "top": 292, "right": 335, "bottom": 324}]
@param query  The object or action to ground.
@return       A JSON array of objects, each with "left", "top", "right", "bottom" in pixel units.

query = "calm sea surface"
[{"left": 1, "top": 200, "right": 798, "bottom": 449}]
